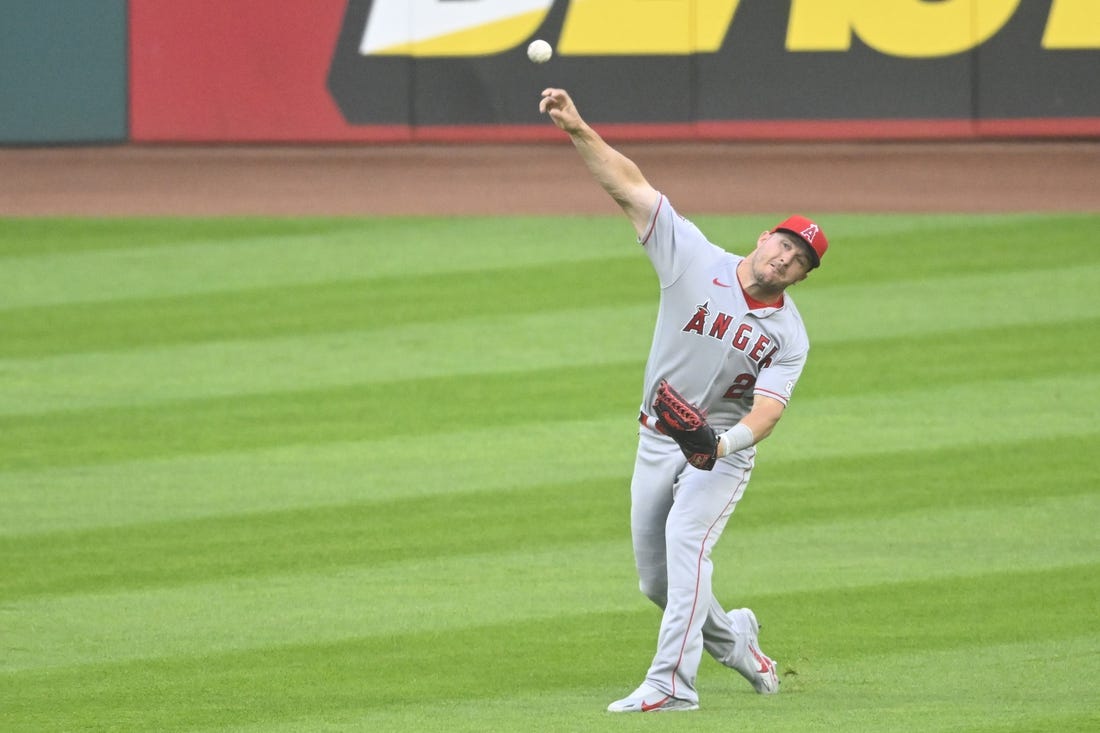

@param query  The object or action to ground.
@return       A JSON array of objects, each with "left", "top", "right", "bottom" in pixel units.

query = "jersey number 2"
[{"left": 723, "top": 373, "right": 756, "bottom": 399}]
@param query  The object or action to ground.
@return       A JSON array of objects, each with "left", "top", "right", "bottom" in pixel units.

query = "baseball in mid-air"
[{"left": 527, "top": 39, "right": 553, "bottom": 64}]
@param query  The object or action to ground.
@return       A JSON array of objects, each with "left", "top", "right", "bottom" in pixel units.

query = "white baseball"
[{"left": 527, "top": 39, "right": 553, "bottom": 64}]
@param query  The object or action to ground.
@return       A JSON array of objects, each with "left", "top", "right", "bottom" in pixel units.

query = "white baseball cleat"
[
  {"left": 606, "top": 683, "right": 699, "bottom": 713},
  {"left": 728, "top": 608, "right": 780, "bottom": 694}
]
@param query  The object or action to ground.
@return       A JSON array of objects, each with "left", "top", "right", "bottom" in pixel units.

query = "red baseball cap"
[{"left": 773, "top": 215, "right": 828, "bottom": 268}]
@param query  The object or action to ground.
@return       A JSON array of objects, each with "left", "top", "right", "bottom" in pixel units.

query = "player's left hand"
[{"left": 652, "top": 380, "right": 720, "bottom": 470}]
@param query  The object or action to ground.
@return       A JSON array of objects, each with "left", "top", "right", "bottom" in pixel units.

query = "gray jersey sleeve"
[
  {"left": 753, "top": 338, "right": 808, "bottom": 407},
  {"left": 638, "top": 194, "right": 724, "bottom": 288}
]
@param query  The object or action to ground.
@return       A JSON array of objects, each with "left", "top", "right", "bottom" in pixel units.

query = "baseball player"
[{"left": 539, "top": 88, "right": 828, "bottom": 712}]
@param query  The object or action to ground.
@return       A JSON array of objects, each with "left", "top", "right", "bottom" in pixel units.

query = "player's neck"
[{"left": 736, "top": 258, "right": 783, "bottom": 307}]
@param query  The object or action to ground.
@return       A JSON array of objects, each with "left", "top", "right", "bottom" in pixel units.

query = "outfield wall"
[
  {"left": 0, "top": 0, "right": 128, "bottom": 144},
  {"left": 3, "top": 0, "right": 1100, "bottom": 144}
]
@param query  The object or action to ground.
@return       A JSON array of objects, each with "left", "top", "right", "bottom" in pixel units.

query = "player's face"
[{"left": 749, "top": 231, "right": 814, "bottom": 289}]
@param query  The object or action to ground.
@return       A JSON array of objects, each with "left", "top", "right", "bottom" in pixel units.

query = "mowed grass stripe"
[
  {"left": 3, "top": 214, "right": 1093, "bottom": 309},
  {"left": 4, "top": 426, "right": 1097, "bottom": 593},
  {"left": 0, "top": 256, "right": 653, "bottom": 358},
  {"left": 5, "top": 259, "right": 1099, "bottom": 360},
  {"left": 212, "top": 646, "right": 1100, "bottom": 733},
  {"left": 1, "top": 539, "right": 639, "bottom": 673},
  {"left": 2, "top": 370, "right": 1096, "bottom": 545},
  {"left": 717, "top": 493, "right": 1100, "bottom": 597},
  {"left": 5, "top": 212, "right": 1100, "bottom": 358},
  {"left": 769, "top": 372, "right": 1098, "bottom": 462},
  {"left": 0, "top": 363, "right": 641, "bottom": 470},
  {"left": 0, "top": 217, "right": 638, "bottom": 308},
  {"left": 6, "top": 609, "right": 647, "bottom": 733},
  {"left": 769, "top": 636, "right": 1100, "bottom": 733},
  {"left": 805, "top": 316, "right": 1100, "bottom": 398},
  {"left": 1, "top": 388, "right": 1094, "bottom": 546},
  {"left": 2, "top": 314, "right": 1095, "bottom": 417},
  {"left": 0, "top": 304, "right": 653, "bottom": 416},
  {"left": 2, "top": 495, "right": 1094, "bottom": 674},
  {"left": 794, "top": 262, "right": 1100, "bottom": 341},
  {"left": 3, "top": 469, "right": 1092, "bottom": 605},
  {"left": 2, "top": 368, "right": 1093, "bottom": 471},
  {"left": 0, "top": 218, "right": 366, "bottom": 258},
  {"left": 210, "top": 681, "right": 1100, "bottom": 733},
  {"left": 0, "top": 477, "right": 629, "bottom": 599},
  {"left": 0, "top": 418, "right": 641, "bottom": 536},
  {"left": 743, "top": 434, "right": 1100, "bottom": 525},
  {"left": 776, "top": 564, "right": 1098, "bottom": 661},
  {"left": 0, "top": 425, "right": 1093, "bottom": 540},
  {"left": 5, "top": 566, "right": 1096, "bottom": 733}
]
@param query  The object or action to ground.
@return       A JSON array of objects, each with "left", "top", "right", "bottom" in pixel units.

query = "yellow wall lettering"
[
  {"left": 407, "top": 10, "right": 549, "bottom": 56},
  {"left": 360, "top": 0, "right": 553, "bottom": 56},
  {"left": 361, "top": 0, "right": 1100, "bottom": 58},
  {"left": 788, "top": 0, "right": 1022, "bottom": 57},
  {"left": 558, "top": 0, "right": 741, "bottom": 55},
  {"left": 1043, "top": 0, "right": 1100, "bottom": 48}
]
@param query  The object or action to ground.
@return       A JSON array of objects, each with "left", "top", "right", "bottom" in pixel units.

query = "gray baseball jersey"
[{"left": 637, "top": 194, "right": 809, "bottom": 434}]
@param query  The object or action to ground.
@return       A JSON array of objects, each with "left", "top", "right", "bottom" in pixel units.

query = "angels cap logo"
[{"left": 773, "top": 215, "right": 828, "bottom": 267}]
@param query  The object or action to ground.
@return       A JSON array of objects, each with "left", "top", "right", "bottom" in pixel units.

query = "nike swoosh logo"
[
  {"left": 752, "top": 647, "right": 773, "bottom": 673},
  {"left": 641, "top": 695, "right": 670, "bottom": 712},
  {"left": 712, "top": 277, "right": 732, "bottom": 287}
]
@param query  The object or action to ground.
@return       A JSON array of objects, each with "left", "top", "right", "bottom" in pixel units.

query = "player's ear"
[{"left": 756, "top": 230, "right": 771, "bottom": 247}]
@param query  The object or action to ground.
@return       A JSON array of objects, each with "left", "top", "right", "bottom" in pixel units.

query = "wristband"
[{"left": 718, "top": 423, "right": 754, "bottom": 457}]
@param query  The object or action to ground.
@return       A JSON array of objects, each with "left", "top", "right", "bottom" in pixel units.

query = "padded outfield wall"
[
  {"left": 0, "top": 0, "right": 128, "bottom": 144},
  {"left": 3, "top": 0, "right": 1100, "bottom": 144}
]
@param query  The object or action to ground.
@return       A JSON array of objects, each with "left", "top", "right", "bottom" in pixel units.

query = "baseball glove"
[{"left": 652, "top": 379, "right": 719, "bottom": 470}]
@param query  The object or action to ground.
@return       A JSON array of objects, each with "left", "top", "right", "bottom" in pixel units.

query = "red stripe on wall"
[
  {"left": 407, "top": 118, "right": 1100, "bottom": 144},
  {"left": 975, "top": 118, "right": 1100, "bottom": 138},
  {"left": 129, "top": 0, "right": 369, "bottom": 142}
]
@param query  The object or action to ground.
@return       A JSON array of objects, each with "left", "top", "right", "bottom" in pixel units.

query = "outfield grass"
[{"left": 1, "top": 213, "right": 1098, "bottom": 732}]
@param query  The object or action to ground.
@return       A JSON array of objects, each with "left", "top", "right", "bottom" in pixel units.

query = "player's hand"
[{"left": 540, "top": 88, "right": 584, "bottom": 133}]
